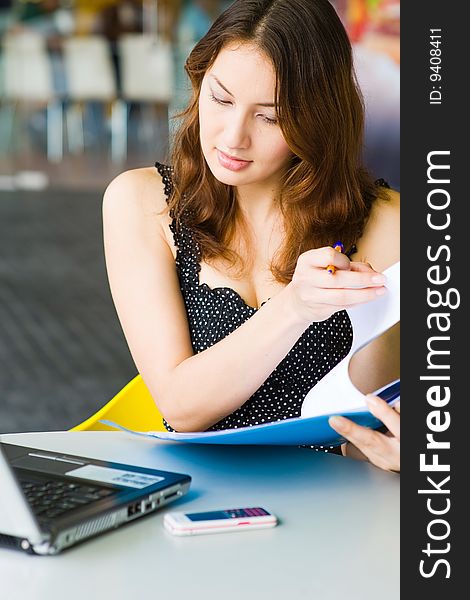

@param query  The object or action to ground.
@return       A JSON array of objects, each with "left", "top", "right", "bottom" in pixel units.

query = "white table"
[{"left": 0, "top": 431, "right": 399, "bottom": 600}]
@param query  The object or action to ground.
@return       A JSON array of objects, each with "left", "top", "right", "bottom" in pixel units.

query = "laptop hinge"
[{"left": 0, "top": 443, "right": 47, "bottom": 546}]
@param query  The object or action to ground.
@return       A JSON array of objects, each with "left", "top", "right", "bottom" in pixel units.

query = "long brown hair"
[{"left": 167, "top": 0, "right": 385, "bottom": 283}]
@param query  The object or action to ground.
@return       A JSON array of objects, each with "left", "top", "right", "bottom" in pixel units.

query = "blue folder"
[{"left": 102, "top": 381, "right": 400, "bottom": 447}]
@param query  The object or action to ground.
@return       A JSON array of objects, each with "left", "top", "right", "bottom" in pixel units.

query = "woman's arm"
[
  {"left": 103, "top": 169, "right": 309, "bottom": 431},
  {"left": 103, "top": 169, "right": 389, "bottom": 432}
]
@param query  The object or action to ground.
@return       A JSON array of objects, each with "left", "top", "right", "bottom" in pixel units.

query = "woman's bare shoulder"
[
  {"left": 103, "top": 166, "right": 169, "bottom": 217},
  {"left": 355, "top": 186, "right": 400, "bottom": 272},
  {"left": 102, "top": 166, "right": 174, "bottom": 250}
]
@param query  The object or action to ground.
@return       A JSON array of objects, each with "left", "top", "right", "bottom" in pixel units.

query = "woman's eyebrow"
[{"left": 210, "top": 74, "right": 276, "bottom": 107}]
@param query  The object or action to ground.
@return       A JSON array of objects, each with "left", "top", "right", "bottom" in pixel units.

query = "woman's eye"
[
  {"left": 209, "top": 93, "right": 278, "bottom": 125},
  {"left": 261, "top": 115, "right": 278, "bottom": 125},
  {"left": 209, "top": 93, "right": 230, "bottom": 105}
]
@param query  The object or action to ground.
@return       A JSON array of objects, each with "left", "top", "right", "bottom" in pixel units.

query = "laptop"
[{"left": 0, "top": 440, "right": 191, "bottom": 555}]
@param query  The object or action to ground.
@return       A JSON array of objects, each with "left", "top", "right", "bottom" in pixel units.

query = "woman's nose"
[{"left": 223, "top": 112, "right": 251, "bottom": 150}]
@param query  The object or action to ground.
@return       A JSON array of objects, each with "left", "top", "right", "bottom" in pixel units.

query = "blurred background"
[{"left": 0, "top": 0, "right": 399, "bottom": 433}]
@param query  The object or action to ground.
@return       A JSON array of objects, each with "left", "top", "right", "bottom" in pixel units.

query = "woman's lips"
[{"left": 217, "top": 149, "right": 252, "bottom": 172}]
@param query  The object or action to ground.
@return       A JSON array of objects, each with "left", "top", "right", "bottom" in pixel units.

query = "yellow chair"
[{"left": 71, "top": 374, "right": 165, "bottom": 432}]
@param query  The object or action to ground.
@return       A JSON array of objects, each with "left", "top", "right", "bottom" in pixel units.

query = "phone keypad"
[{"left": 227, "top": 507, "right": 269, "bottom": 518}]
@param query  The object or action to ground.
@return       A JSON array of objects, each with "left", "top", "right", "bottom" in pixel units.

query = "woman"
[{"left": 103, "top": 0, "right": 400, "bottom": 471}]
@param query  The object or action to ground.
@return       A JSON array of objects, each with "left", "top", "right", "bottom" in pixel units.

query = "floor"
[{"left": 0, "top": 186, "right": 142, "bottom": 434}]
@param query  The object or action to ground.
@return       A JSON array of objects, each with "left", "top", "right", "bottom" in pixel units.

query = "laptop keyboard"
[{"left": 20, "top": 478, "right": 115, "bottom": 519}]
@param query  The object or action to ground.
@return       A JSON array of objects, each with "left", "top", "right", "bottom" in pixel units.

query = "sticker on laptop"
[{"left": 65, "top": 465, "right": 164, "bottom": 488}]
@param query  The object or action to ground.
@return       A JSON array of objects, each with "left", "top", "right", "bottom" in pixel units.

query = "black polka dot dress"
[{"left": 156, "top": 162, "right": 354, "bottom": 451}]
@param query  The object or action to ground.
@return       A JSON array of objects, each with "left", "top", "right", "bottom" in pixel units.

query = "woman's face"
[{"left": 199, "top": 42, "right": 293, "bottom": 190}]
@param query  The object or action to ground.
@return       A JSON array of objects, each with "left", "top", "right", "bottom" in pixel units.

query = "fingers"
[
  {"left": 300, "top": 247, "right": 351, "bottom": 270},
  {"left": 290, "top": 247, "right": 388, "bottom": 322},
  {"left": 298, "top": 249, "right": 386, "bottom": 290},
  {"left": 342, "top": 441, "right": 368, "bottom": 461},
  {"left": 320, "top": 270, "right": 386, "bottom": 291},
  {"left": 328, "top": 415, "right": 400, "bottom": 473},
  {"left": 330, "top": 261, "right": 386, "bottom": 289},
  {"left": 329, "top": 415, "right": 382, "bottom": 449},
  {"left": 349, "top": 261, "right": 374, "bottom": 272},
  {"left": 365, "top": 395, "right": 400, "bottom": 440},
  {"left": 298, "top": 284, "right": 386, "bottom": 311}
]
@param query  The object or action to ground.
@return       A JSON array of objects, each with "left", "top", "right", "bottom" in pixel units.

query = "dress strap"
[
  {"left": 155, "top": 161, "right": 174, "bottom": 203},
  {"left": 374, "top": 177, "right": 391, "bottom": 188},
  {"left": 154, "top": 161, "right": 201, "bottom": 288}
]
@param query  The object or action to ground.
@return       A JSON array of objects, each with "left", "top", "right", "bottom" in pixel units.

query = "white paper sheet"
[{"left": 300, "top": 261, "right": 400, "bottom": 417}]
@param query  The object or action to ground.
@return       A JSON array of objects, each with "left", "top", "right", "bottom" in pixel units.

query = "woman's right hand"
[{"left": 285, "top": 246, "right": 387, "bottom": 324}]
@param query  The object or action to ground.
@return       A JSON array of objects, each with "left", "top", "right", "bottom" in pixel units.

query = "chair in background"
[
  {"left": 0, "top": 30, "right": 63, "bottom": 161},
  {"left": 62, "top": 34, "right": 125, "bottom": 162},
  {"left": 117, "top": 33, "right": 174, "bottom": 161},
  {"left": 0, "top": 38, "right": 5, "bottom": 150},
  {"left": 70, "top": 374, "right": 165, "bottom": 432}
]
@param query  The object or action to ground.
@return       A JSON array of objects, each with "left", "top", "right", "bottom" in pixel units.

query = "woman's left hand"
[{"left": 328, "top": 395, "right": 400, "bottom": 473}]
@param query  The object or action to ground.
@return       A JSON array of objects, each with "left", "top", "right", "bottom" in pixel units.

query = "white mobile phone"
[{"left": 163, "top": 507, "right": 278, "bottom": 536}]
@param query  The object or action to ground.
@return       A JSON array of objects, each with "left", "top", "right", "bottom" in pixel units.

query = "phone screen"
[{"left": 185, "top": 508, "right": 269, "bottom": 521}]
